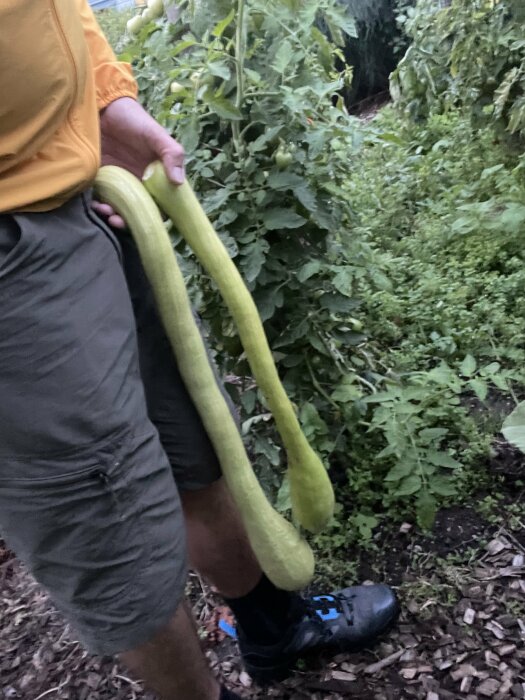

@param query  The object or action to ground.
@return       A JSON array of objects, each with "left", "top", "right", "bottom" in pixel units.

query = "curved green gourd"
[
  {"left": 143, "top": 161, "right": 335, "bottom": 534},
  {"left": 94, "top": 165, "right": 315, "bottom": 591}
]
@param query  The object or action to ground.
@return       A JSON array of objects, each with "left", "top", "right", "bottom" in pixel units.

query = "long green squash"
[
  {"left": 94, "top": 166, "right": 315, "bottom": 590},
  {"left": 143, "top": 161, "right": 335, "bottom": 534}
]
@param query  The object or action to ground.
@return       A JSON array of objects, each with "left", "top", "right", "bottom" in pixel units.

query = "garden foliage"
[
  {"left": 100, "top": 0, "right": 525, "bottom": 544},
  {"left": 392, "top": 0, "right": 525, "bottom": 139}
]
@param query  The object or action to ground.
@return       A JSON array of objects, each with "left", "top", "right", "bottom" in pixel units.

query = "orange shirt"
[{"left": 0, "top": 0, "right": 138, "bottom": 213}]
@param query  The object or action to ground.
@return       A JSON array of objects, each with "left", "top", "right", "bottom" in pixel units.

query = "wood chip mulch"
[{"left": 1, "top": 529, "right": 524, "bottom": 700}]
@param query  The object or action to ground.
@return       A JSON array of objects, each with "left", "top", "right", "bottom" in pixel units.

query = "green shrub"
[
  {"left": 391, "top": 0, "right": 525, "bottom": 140},
  {"left": 109, "top": 0, "right": 525, "bottom": 539},
  {"left": 120, "top": 0, "right": 389, "bottom": 509}
]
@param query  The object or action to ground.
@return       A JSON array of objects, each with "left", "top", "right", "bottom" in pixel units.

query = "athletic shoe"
[{"left": 238, "top": 584, "right": 400, "bottom": 683}]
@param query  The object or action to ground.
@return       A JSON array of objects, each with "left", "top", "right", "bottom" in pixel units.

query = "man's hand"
[{"left": 91, "top": 97, "right": 185, "bottom": 229}]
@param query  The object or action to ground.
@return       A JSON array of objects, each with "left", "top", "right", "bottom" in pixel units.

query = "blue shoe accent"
[
  {"left": 311, "top": 595, "right": 342, "bottom": 621},
  {"left": 219, "top": 618, "right": 238, "bottom": 639}
]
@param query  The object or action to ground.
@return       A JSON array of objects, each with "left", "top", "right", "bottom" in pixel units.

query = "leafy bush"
[
  {"left": 106, "top": 0, "right": 525, "bottom": 540},
  {"left": 391, "top": 0, "right": 525, "bottom": 139},
  {"left": 350, "top": 109, "right": 525, "bottom": 369},
  {"left": 121, "top": 0, "right": 391, "bottom": 507},
  {"left": 346, "top": 107, "right": 525, "bottom": 525}
]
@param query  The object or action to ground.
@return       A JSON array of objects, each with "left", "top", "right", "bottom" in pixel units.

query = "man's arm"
[{"left": 78, "top": 0, "right": 185, "bottom": 227}]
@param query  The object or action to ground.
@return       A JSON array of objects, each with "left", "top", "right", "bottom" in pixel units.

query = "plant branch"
[
  {"left": 232, "top": 0, "right": 246, "bottom": 156},
  {"left": 306, "top": 358, "right": 340, "bottom": 410}
]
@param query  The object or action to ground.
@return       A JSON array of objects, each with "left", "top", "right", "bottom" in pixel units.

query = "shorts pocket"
[
  {"left": 0, "top": 216, "right": 32, "bottom": 280},
  {"left": 0, "top": 434, "right": 149, "bottom": 612}
]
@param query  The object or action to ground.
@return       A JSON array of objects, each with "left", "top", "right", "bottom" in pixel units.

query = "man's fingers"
[
  {"left": 162, "top": 148, "right": 185, "bottom": 185},
  {"left": 153, "top": 131, "right": 185, "bottom": 185},
  {"left": 108, "top": 214, "right": 127, "bottom": 229},
  {"left": 91, "top": 200, "right": 127, "bottom": 230},
  {"left": 91, "top": 201, "right": 115, "bottom": 218}
]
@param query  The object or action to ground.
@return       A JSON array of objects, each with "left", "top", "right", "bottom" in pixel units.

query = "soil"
[{"left": 1, "top": 443, "right": 524, "bottom": 700}]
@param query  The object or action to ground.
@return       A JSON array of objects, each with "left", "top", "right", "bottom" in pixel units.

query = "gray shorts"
[{"left": 0, "top": 193, "right": 224, "bottom": 655}]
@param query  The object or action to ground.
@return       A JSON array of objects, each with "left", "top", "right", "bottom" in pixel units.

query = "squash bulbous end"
[{"left": 288, "top": 458, "right": 336, "bottom": 534}]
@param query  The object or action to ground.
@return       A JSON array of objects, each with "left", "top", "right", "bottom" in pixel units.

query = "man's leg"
[
  {"left": 181, "top": 478, "right": 307, "bottom": 652},
  {"left": 121, "top": 601, "right": 220, "bottom": 700},
  {"left": 181, "top": 479, "right": 261, "bottom": 598}
]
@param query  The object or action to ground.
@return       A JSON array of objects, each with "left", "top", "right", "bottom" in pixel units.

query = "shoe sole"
[{"left": 244, "top": 600, "right": 401, "bottom": 685}]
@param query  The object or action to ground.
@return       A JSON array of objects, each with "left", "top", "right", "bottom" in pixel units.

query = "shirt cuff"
[{"left": 95, "top": 62, "right": 139, "bottom": 111}]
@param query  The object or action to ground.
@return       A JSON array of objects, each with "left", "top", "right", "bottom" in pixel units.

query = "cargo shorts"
[{"left": 0, "top": 192, "right": 225, "bottom": 655}]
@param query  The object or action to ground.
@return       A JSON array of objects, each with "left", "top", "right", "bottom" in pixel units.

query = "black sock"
[
  {"left": 220, "top": 687, "right": 242, "bottom": 700},
  {"left": 224, "top": 574, "right": 305, "bottom": 645}
]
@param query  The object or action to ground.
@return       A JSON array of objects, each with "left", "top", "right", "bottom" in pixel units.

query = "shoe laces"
[{"left": 305, "top": 592, "right": 355, "bottom": 632}]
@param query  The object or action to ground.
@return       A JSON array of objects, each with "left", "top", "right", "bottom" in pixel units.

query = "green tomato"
[
  {"left": 274, "top": 147, "right": 293, "bottom": 169},
  {"left": 126, "top": 14, "right": 146, "bottom": 35},
  {"left": 147, "top": 0, "right": 164, "bottom": 18},
  {"left": 190, "top": 70, "right": 214, "bottom": 88},
  {"left": 170, "top": 81, "right": 186, "bottom": 98},
  {"left": 348, "top": 318, "right": 363, "bottom": 332},
  {"left": 251, "top": 11, "right": 265, "bottom": 31}
]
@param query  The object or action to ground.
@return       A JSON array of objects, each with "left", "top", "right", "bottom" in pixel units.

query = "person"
[{"left": 0, "top": 2, "right": 400, "bottom": 699}]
